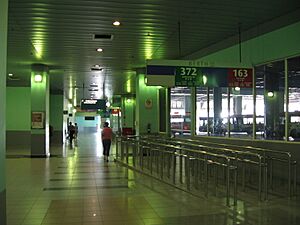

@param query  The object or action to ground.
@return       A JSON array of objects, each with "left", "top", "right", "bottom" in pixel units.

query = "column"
[
  {"left": 31, "top": 64, "right": 50, "bottom": 157},
  {"left": 213, "top": 88, "right": 222, "bottom": 135},
  {"left": 0, "top": 0, "right": 8, "bottom": 223},
  {"left": 135, "top": 74, "right": 159, "bottom": 135},
  {"left": 50, "top": 93, "right": 64, "bottom": 145},
  {"left": 190, "top": 87, "right": 196, "bottom": 136},
  {"left": 166, "top": 88, "right": 171, "bottom": 137},
  {"left": 233, "top": 96, "right": 242, "bottom": 115}
]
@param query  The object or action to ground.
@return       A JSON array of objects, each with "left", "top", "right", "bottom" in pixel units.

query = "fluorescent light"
[
  {"left": 34, "top": 74, "right": 43, "bottom": 82},
  {"left": 203, "top": 75, "right": 207, "bottom": 85},
  {"left": 8, "top": 73, "right": 13, "bottom": 77},
  {"left": 96, "top": 48, "right": 103, "bottom": 52},
  {"left": 113, "top": 21, "right": 121, "bottom": 26}
]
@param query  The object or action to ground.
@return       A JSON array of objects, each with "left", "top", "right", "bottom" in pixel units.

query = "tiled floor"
[{"left": 5, "top": 130, "right": 300, "bottom": 225}]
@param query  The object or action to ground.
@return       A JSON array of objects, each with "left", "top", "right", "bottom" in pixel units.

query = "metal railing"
[
  {"left": 116, "top": 135, "right": 239, "bottom": 207},
  {"left": 181, "top": 137, "right": 297, "bottom": 197},
  {"left": 115, "top": 134, "right": 297, "bottom": 206},
  {"left": 144, "top": 135, "right": 269, "bottom": 200}
]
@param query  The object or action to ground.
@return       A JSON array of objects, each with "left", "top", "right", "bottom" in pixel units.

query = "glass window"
[
  {"left": 230, "top": 87, "right": 254, "bottom": 139},
  {"left": 255, "top": 61, "right": 285, "bottom": 141},
  {"left": 170, "top": 87, "right": 191, "bottom": 136},
  {"left": 288, "top": 56, "right": 300, "bottom": 142},
  {"left": 211, "top": 87, "right": 228, "bottom": 136},
  {"left": 196, "top": 87, "right": 209, "bottom": 136}
]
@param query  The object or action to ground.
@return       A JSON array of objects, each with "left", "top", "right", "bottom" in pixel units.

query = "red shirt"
[{"left": 102, "top": 127, "right": 112, "bottom": 140}]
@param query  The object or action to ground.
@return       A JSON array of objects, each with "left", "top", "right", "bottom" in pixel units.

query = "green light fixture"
[
  {"left": 203, "top": 75, "right": 208, "bottom": 85},
  {"left": 34, "top": 74, "right": 43, "bottom": 82},
  {"left": 267, "top": 91, "right": 274, "bottom": 97}
]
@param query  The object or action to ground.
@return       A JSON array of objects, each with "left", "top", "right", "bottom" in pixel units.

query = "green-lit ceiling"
[{"left": 6, "top": 0, "right": 300, "bottom": 104}]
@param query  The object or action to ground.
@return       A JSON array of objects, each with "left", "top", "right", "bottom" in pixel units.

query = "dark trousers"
[{"left": 102, "top": 139, "right": 111, "bottom": 156}]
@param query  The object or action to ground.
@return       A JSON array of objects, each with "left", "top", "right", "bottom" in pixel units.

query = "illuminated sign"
[
  {"left": 82, "top": 99, "right": 98, "bottom": 104},
  {"left": 81, "top": 99, "right": 106, "bottom": 110},
  {"left": 146, "top": 65, "right": 253, "bottom": 87}
]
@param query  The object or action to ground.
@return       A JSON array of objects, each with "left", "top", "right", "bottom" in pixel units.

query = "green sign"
[{"left": 175, "top": 67, "right": 205, "bottom": 87}]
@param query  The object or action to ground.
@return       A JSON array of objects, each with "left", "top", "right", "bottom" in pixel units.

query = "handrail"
[
  {"left": 139, "top": 138, "right": 266, "bottom": 201},
  {"left": 117, "top": 136, "right": 238, "bottom": 206},
  {"left": 147, "top": 135, "right": 297, "bottom": 197}
]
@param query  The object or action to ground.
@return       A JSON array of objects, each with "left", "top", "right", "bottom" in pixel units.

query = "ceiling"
[{"left": 6, "top": 0, "right": 300, "bottom": 105}]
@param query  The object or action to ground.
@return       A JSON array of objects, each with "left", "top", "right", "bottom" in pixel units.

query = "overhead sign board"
[
  {"left": 227, "top": 68, "right": 252, "bottom": 88},
  {"left": 146, "top": 64, "right": 253, "bottom": 88},
  {"left": 81, "top": 99, "right": 106, "bottom": 110}
]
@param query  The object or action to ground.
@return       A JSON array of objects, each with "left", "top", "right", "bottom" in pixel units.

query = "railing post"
[
  {"left": 259, "top": 157, "right": 262, "bottom": 201},
  {"left": 186, "top": 156, "right": 191, "bottom": 191},
  {"left": 226, "top": 159, "right": 230, "bottom": 207},
  {"left": 173, "top": 153, "right": 176, "bottom": 185}
]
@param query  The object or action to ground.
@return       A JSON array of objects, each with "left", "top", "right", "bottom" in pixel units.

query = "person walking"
[
  {"left": 74, "top": 123, "right": 78, "bottom": 139},
  {"left": 102, "top": 122, "right": 112, "bottom": 162},
  {"left": 68, "top": 122, "right": 75, "bottom": 146}
]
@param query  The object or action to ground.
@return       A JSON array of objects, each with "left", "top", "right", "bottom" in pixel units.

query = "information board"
[
  {"left": 81, "top": 99, "right": 106, "bottom": 110},
  {"left": 172, "top": 66, "right": 252, "bottom": 87}
]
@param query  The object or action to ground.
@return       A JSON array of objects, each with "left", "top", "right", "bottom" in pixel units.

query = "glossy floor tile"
[{"left": 6, "top": 130, "right": 300, "bottom": 225}]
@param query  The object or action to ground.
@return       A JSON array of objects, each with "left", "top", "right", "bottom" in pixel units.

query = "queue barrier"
[
  {"left": 115, "top": 134, "right": 297, "bottom": 206},
  {"left": 116, "top": 135, "right": 239, "bottom": 206}
]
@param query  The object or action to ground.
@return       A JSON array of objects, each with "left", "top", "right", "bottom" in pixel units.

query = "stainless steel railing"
[
  {"left": 144, "top": 135, "right": 269, "bottom": 200},
  {"left": 116, "top": 135, "right": 238, "bottom": 207}
]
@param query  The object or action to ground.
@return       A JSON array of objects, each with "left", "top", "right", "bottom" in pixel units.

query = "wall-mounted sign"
[
  {"left": 31, "top": 111, "right": 44, "bottom": 129},
  {"left": 145, "top": 98, "right": 153, "bottom": 109}
]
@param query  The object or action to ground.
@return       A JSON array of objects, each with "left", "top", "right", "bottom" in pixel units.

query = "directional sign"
[
  {"left": 146, "top": 65, "right": 253, "bottom": 88},
  {"left": 175, "top": 67, "right": 204, "bottom": 86}
]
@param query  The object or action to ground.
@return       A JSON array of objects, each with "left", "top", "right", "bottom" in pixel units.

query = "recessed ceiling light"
[
  {"left": 113, "top": 21, "right": 121, "bottom": 26},
  {"left": 96, "top": 48, "right": 103, "bottom": 52}
]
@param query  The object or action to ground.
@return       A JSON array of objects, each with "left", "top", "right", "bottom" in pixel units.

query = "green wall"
[
  {"left": 136, "top": 74, "right": 159, "bottom": 134},
  {"left": 6, "top": 87, "right": 31, "bottom": 131},
  {"left": 50, "top": 94, "right": 63, "bottom": 131},
  {"left": 199, "top": 21, "right": 300, "bottom": 65}
]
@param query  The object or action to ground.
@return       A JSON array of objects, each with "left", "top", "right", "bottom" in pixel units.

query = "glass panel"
[
  {"left": 288, "top": 56, "right": 300, "bottom": 142},
  {"left": 196, "top": 87, "right": 208, "bottom": 136},
  {"left": 230, "top": 87, "right": 254, "bottom": 138},
  {"left": 255, "top": 61, "right": 285, "bottom": 140},
  {"left": 255, "top": 65, "right": 265, "bottom": 139},
  {"left": 170, "top": 87, "right": 191, "bottom": 136},
  {"left": 211, "top": 87, "right": 227, "bottom": 136}
]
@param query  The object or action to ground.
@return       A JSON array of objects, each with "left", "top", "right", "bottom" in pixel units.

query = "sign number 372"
[{"left": 179, "top": 67, "right": 197, "bottom": 76}]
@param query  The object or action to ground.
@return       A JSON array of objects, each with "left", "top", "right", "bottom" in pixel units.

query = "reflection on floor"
[{"left": 6, "top": 131, "right": 300, "bottom": 225}]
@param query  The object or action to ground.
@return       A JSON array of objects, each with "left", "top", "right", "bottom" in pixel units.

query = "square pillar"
[
  {"left": 31, "top": 64, "right": 50, "bottom": 157},
  {"left": 0, "top": 0, "right": 8, "bottom": 223}
]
